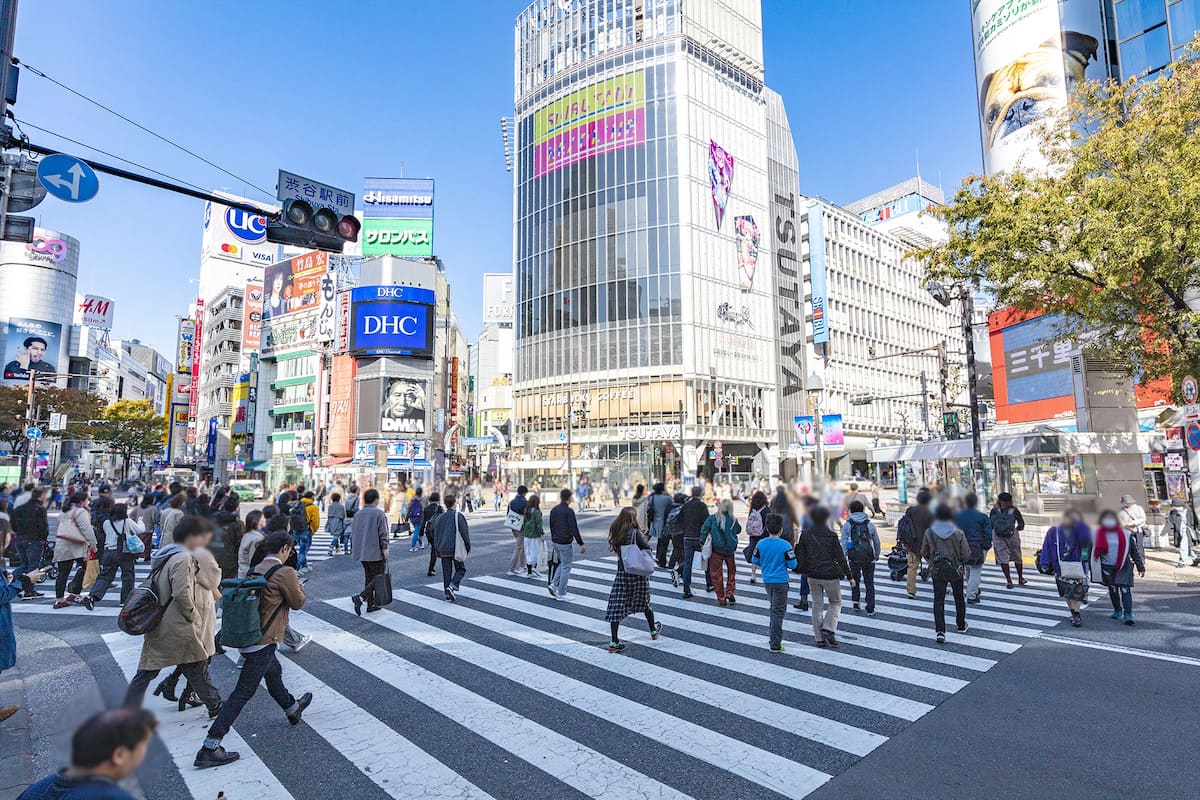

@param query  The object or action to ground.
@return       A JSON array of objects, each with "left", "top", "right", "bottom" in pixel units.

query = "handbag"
[
  {"left": 504, "top": 509, "right": 524, "bottom": 531},
  {"left": 536, "top": 538, "right": 549, "bottom": 572},
  {"left": 56, "top": 509, "right": 86, "bottom": 545},
  {"left": 700, "top": 518, "right": 713, "bottom": 560},
  {"left": 1056, "top": 529, "right": 1084, "bottom": 581},
  {"left": 117, "top": 521, "right": 145, "bottom": 555},
  {"left": 620, "top": 530, "right": 656, "bottom": 576},
  {"left": 453, "top": 513, "right": 467, "bottom": 562},
  {"left": 370, "top": 561, "right": 393, "bottom": 606}
]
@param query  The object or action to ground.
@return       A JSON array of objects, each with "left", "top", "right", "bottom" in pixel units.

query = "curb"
[{"left": 0, "top": 660, "right": 33, "bottom": 800}]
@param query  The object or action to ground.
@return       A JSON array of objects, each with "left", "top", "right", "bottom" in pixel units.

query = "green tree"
[
  {"left": 0, "top": 385, "right": 105, "bottom": 460},
  {"left": 916, "top": 40, "right": 1200, "bottom": 388},
  {"left": 91, "top": 399, "right": 166, "bottom": 478}
]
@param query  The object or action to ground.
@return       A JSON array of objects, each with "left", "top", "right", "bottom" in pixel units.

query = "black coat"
[
  {"left": 796, "top": 525, "right": 851, "bottom": 581},
  {"left": 678, "top": 498, "right": 710, "bottom": 541}
]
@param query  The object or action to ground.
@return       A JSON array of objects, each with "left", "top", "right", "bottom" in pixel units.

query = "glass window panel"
[
  {"left": 1170, "top": 0, "right": 1200, "bottom": 47},
  {"left": 1119, "top": 26, "right": 1170, "bottom": 76},
  {"left": 1117, "top": 0, "right": 1167, "bottom": 36}
]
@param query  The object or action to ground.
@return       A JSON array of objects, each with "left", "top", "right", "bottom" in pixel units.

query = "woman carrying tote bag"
[
  {"left": 1038, "top": 510, "right": 1093, "bottom": 627},
  {"left": 603, "top": 507, "right": 661, "bottom": 653}
]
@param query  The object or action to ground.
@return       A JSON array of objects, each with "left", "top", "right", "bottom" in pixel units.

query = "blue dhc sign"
[{"left": 351, "top": 299, "right": 434, "bottom": 358}]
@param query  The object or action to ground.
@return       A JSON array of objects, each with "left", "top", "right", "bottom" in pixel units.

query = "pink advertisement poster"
[
  {"left": 534, "top": 107, "right": 646, "bottom": 178},
  {"left": 709, "top": 140, "right": 734, "bottom": 230}
]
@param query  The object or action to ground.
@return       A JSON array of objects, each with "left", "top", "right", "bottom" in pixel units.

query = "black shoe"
[
  {"left": 366, "top": 605, "right": 381, "bottom": 613},
  {"left": 20, "top": 590, "right": 44, "bottom": 600},
  {"left": 936, "top": 632, "right": 946, "bottom": 644},
  {"left": 287, "top": 692, "right": 313, "bottom": 725},
  {"left": 207, "top": 703, "right": 223, "bottom": 719},
  {"left": 352, "top": 596, "right": 363, "bottom": 617},
  {"left": 81, "top": 596, "right": 95, "bottom": 611},
  {"left": 821, "top": 629, "right": 838, "bottom": 648},
  {"left": 178, "top": 689, "right": 203, "bottom": 712},
  {"left": 793, "top": 600, "right": 809, "bottom": 612},
  {"left": 426, "top": 571, "right": 436, "bottom": 577},
  {"left": 682, "top": 591, "right": 694, "bottom": 599},
  {"left": 727, "top": 596, "right": 736, "bottom": 605},
  {"left": 957, "top": 624, "right": 970, "bottom": 633},
  {"left": 445, "top": 587, "right": 456, "bottom": 602},
  {"left": 153, "top": 680, "right": 180, "bottom": 704},
  {"left": 194, "top": 745, "right": 239, "bottom": 769},
  {"left": 1070, "top": 611, "right": 1083, "bottom": 627},
  {"left": 967, "top": 595, "right": 980, "bottom": 605}
]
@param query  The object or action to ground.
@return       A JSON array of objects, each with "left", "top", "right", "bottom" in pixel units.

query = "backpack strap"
[{"left": 258, "top": 563, "right": 289, "bottom": 635}]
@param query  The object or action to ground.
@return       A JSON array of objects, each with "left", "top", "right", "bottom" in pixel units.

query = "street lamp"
[
  {"left": 807, "top": 372, "right": 825, "bottom": 497},
  {"left": 926, "top": 280, "right": 987, "bottom": 499}
]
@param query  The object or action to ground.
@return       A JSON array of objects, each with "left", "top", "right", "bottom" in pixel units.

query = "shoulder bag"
[
  {"left": 56, "top": 509, "right": 86, "bottom": 545},
  {"left": 1057, "top": 528, "right": 1086, "bottom": 581},
  {"left": 621, "top": 530, "right": 656, "bottom": 577},
  {"left": 370, "top": 559, "right": 393, "bottom": 607},
  {"left": 454, "top": 513, "right": 468, "bottom": 562}
]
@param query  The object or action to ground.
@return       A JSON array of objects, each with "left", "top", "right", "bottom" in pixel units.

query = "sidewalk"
[{"left": 0, "top": 660, "right": 32, "bottom": 800}]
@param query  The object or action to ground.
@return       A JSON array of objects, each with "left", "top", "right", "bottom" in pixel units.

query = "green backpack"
[{"left": 218, "top": 565, "right": 285, "bottom": 648}]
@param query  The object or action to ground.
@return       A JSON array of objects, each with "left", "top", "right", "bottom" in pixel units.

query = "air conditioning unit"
[{"left": 1070, "top": 352, "right": 1137, "bottom": 433}]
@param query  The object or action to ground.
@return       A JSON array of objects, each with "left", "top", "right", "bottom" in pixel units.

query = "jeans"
[
  {"left": 295, "top": 530, "right": 312, "bottom": 569},
  {"left": 409, "top": 522, "right": 423, "bottom": 550},
  {"left": 1108, "top": 584, "right": 1133, "bottom": 614},
  {"left": 89, "top": 549, "right": 137, "bottom": 604},
  {"left": 707, "top": 554, "right": 737, "bottom": 601},
  {"left": 358, "top": 559, "right": 385, "bottom": 608},
  {"left": 207, "top": 644, "right": 295, "bottom": 741},
  {"left": 765, "top": 582, "right": 789, "bottom": 648},
  {"left": 55, "top": 558, "right": 87, "bottom": 598},
  {"left": 849, "top": 561, "right": 875, "bottom": 612},
  {"left": 932, "top": 577, "right": 967, "bottom": 634},
  {"left": 124, "top": 660, "right": 221, "bottom": 713},
  {"left": 906, "top": 551, "right": 921, "bottom": 595},
  {"left": 655, "top": 530, "right": 671, "bottom": 566},
  {"left": 12, "top": 540, "right": 42, "bottom": 588},
  {"left": 809, "top": 578, "right": 843, "bottom": 641},
  {"left": 1179, "top": 534, "right": 1195, "bottom": 564},
  {"left": 441, "top": 557, "right": 466, "bottom": 591},
  {"left": 549, "top": 543, "right": 575, "bottom": 596},
  {"left": 965, "top": 564, "right": 984, "bottom": 598}
]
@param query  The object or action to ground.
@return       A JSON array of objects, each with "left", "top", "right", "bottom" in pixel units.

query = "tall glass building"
[
  {"left": 511, "top": 0, "right": 795, "bottom": 488},
  {"left": 1112, "top": 0, "right": 1200, "bottom": 77}
]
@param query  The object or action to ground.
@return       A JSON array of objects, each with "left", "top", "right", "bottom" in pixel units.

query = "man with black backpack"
[
  {"left": 195, "top": 531, "right": 311, "bottom": 770},
  {"left": 840, "top": 500, "right": 880, "bottom": 615},
  {"left": 920, "top": 503, "right": 972, "bottom": 644},
  {"left": 955, "top": 493, "right": 992, "bottom": 604},
  {"left": 897, "top": 488, "right": 934, "bottom": 599}
]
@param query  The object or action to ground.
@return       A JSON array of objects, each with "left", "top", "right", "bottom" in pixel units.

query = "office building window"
[
  {"left": 1119, "top": 25, "right": 1172, "bottom": 76},
  {"left": 1117, "top": 0, "right": 1167, "bottom": 35},
  {"left": 1170, "top": 0, "right": 1200, "bottom": 50}
]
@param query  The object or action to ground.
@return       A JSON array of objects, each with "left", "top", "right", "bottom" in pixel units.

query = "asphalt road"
[{"left": 5, "top": 506, "right": 1199, "bottom": 800}]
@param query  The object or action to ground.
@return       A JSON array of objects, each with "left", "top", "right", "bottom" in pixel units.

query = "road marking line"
[
  {"left": 102, "top": 633, "right": 295, "bottom": 800},
  {"left": 1037, "top": 633, "right": 1200, "bottom": 666},
  {"left": 468, "top": 576, "right": 933, "bottom": 720},
  {"left": 387, "top": 587, "right": 886, "bottom": 757},
  {"left": 289, "top": 610, "right": 700, "bottom": 800},
  {"left": 333, "top": 597, "right": 832, "bottom": 798}
]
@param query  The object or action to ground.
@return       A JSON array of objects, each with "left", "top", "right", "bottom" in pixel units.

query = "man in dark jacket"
[
  {"left": 349, "top": 488, "right": 390, "bottom": 616},
  {"left": 433, "top": 494, "right": 470, "bottom": 601},
  {"left": 902, "top": 488, "right": 935, "bottom": 599},
  {"left": 19, "top": 708, "right": 156, "bottom": 800},
  {"left": 795, "top": 506, "right": 854, "bottom": 647},
  {"left": 647, "top": 483, "right": 674, "bottom": 566},
  {"left": 10, "top": 488, "right": 49, "bottom": 598},
  {"left": 921, "top": 503, "right": 972, "bottom": 643},
  {"left": 954, "top": 493, "right": 991, "bottom": 604},
  {"left": 422, "top": 492, "right": 445, "bottom": 577},
  {"left": 678, "top": 486, "right": 712, "bottom": 599},
  {"left": 548, "top": 488, "right": 586, "bottom": 600}
]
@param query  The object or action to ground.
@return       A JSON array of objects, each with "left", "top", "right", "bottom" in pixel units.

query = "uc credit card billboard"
[
  {"left": 350, "top": 285, "right": 435, "bottom": 359},
  {"left": 361, "top": 177, "right": 434, "bottom": 257}
]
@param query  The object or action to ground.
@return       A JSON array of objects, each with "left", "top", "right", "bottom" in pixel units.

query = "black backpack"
[
  {"left": 990, "top": 507, "right": 1016, "bottom": 537},
  {"left": 665, "top": 504, "right": 683, "bottom": 536},
  {"left": 288, "top": 502, "right": 310, "bottom": 534},
  {"left": 896, "top": 508, "right": 916, "bottom": 548},
  {"left": 848, "top": 518, "right": 875, "bottom": 566},
  {"left": 929, "top": 534, "right": 961, "bottom": 581}
]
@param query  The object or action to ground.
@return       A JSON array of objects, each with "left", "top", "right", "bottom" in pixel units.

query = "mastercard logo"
[{"left": 221, "top": 243, "right": 240, "bottom": 255}]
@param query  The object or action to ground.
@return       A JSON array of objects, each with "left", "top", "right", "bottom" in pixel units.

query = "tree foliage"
[
  {"left": 91, "top": 399, "right": 165, "bottom": 475},
  {"left": 916, "top": 42, "right": 1200, "bottom": 387},
  {"left": 0, "top": 385, "right": 105, "bottom": 457}
]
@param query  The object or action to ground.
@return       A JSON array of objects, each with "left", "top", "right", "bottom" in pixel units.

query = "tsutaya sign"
[{"left": 620, "top": 423, "right": 681, "bottom": 441}]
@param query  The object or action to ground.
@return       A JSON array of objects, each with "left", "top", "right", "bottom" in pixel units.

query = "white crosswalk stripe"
[{"left": 85, "top": 550, "right": 1067, "bottom": 800}]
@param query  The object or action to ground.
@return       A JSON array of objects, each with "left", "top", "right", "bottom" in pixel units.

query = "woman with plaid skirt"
[{"left": 604, "top": 507, "right": 662, "bottom": 653}]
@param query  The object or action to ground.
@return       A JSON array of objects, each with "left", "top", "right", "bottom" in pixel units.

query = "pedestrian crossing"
[{"left": 94, "top": 551, "right": 1072, "bottom": 800}]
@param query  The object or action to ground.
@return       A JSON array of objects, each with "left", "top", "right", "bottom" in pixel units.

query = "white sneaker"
[
  {"left": 555, "top": 593, "right": 569, "bottom": 601},
  {"left": 507, "top": 569, "right": 522, "bottom": 576},
  {"left": 291, "top": 634, "right": 313, "bottom": 652},
  {"left": 528, "top": 570, "right": 542, "bottom": 579}
]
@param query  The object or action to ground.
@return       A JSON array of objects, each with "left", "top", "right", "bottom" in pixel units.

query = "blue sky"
[{"left": 14, "top": 1, "right": 980, "bottom": 357}]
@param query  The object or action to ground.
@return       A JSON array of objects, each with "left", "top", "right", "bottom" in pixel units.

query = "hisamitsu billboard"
[{"left": 362, "top": 177, "right": 434, "bottom": 219}]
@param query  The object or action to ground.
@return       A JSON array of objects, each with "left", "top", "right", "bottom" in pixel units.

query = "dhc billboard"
[{"left": 351, "top": 299, "right": 434, "bottom": 359}]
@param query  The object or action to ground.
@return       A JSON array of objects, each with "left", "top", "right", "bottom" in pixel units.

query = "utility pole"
[
  {"left": 919, "top": 371, "right": 930, "bottom": 439},
  {"left": 565, "top": 389, "right": 573, "bottom": 491},
  {"left": 962, "top": 291, "right": 985, "bottom": 498},
  {"left": 0, "top": 0, "right": 20, "bottom": 243}
]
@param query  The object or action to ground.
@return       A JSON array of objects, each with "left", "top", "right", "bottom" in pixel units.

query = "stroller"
[
  {"left": 886, "top": 542, "right": 930, "bottom": 583},
  {"left": 34, "top": 540, "right": 59, "bottom": 583}
]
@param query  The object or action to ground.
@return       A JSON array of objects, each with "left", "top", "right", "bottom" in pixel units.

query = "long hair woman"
[
  {"left": 745, "top": 491, "right": 770, "bottom": 584},
  {"left": 604, "top": 507, "right": 661, "bottom": 653},
  {"left": 521, "top": 494, "right": 544, "bottom": 578}
]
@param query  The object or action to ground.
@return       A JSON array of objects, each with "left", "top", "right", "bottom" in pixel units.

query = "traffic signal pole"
[{"left": 0, "top": 0, "right": 21, "bottom": 243}]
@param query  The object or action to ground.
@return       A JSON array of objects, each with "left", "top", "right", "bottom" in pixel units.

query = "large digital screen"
[
  {"left": 533, "top": 70, "right": 645, "bottom": 178},
  {"left": 262, "top": 251, "right": 328, "bottom": 321},
  {"left": 2, "top": 318, "right": 63, "bottom": 383},
  {"left": 350, "top": 299, "right": 434, "bottom": 358},
  {"left": 1000, "top": 314, "right": 1075, "bottom": 404}
]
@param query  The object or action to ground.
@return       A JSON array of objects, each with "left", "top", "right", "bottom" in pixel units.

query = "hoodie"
[
  {"left": 840, "top": 512, "right": 880, "bottom": 560},
  {"left": 150, "top": 542, "right": 186, "bottom": 572},
  {"left": 920, "top": 520, "right": 971, "bottom": 568}
]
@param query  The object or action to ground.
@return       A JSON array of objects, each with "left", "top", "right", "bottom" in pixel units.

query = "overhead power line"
[{"left": 18, "top": 59, "right": 275, "bottom": 198}]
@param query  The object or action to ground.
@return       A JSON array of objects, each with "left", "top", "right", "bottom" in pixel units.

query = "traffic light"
[{"left": 266, "top": 198, "right": 360, "bottom": 253}]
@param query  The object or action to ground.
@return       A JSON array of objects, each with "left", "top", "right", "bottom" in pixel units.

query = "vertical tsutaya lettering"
[{"left": 773, "top": 190, "right": 805, "bottom": 397}]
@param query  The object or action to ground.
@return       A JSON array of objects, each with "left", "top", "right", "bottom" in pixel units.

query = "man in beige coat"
[{"left": 122, "top": 517, "right": 222, "bottom": 714}]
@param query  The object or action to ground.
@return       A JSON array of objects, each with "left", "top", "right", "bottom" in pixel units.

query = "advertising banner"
[
  {"left": 187, "top": 300, "right": 204, "bottom": 444},
  {"left": 76, "top": 295, "right": 115, "bottom": 329},
  {"left": 482, "top": 273, "right": 515, "bottom": 325},
  {"left": 317, "top": 272, "right": 337, "bottom": 343},
  {"left": 533, "top": 70, "right": 645, "bottom": 178},
  {"left": 350, "top": 299, "right": 434, "bottom": 358},
  {"left": 201, "top": 199, "right": 275, "bottom": 266},
  {"left": 262, "top": 312, "right": 318, "bottom": 357},
  {"left": 734, "top": 215, "right": 760, "bottom": 291},
  {"left": 970, "top": 0, "right": 1109, "bottom": 174},
  {"left": 1166, "top": 426, "right": 1185, "bottom": 451},
  {"left": 176, "top": 319, "right": 195, "bottom": 374},
  {"left": 327, "top": 354, "right": 356, "bottom": 457},
  {"left": 205, "top": 416, "right": 218, "bottom": 464},
  {"left": 362, "top": 177, "right": 434, "bottom": 219},
  {"left": 361, "top": 218, "right": 434, "bottom": 257},
  {"left": 352, "top": 439, "right": 427, "bottom": 463},
  {"left": 231, "top": 374, "right": 251, "bottom": 434},
  {"left": 793, "top": 414, "right": 845, "bottom": 451},
  {"left": 2, "top": 318, "right": 62, "bottom": 382},
  {"left": 709, "top": 140, "right": 734, "bottom": 230},
  {"left": 808, "top": 202, "right": 829, "bottom": 346},
  {"left": 381, "top": 378, "right": 428, "bottom": 435},
  {"left": 334, "top": 290, "right": 351, "bottom": 352},
  {"left": 242, "top": 282, "right": 263, "bottom": 353},
  {"left": 262, "top": 251, "right": 328, "bottom": 321},
  {"left": 449, "top": 356, "right": 460, "bottom": 428}
]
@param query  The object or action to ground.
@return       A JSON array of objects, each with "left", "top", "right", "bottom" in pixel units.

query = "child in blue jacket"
[{"left": 752, "top": 513, "right": 798, "bottom": 652}]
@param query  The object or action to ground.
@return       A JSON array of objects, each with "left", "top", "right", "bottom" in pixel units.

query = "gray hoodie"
[
  {"left": 920, "top": 520, "right": 971, "bottom": 567},
  {"left": 151, "top": 542, "right": 185, "bottom": 572}
]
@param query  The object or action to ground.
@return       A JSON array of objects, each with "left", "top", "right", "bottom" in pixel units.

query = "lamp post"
[
  {"left": 807, "top": 372, "right": 825, "bottom": 498},
  {"left": 927, "top": 280, "right": 987, "bottom": 500}
]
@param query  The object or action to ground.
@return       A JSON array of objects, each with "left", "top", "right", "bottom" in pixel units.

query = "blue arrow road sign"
[
  {"left": 37, "top": 154, "right": 100, "bottom": 203},
  {"left": 25, "top": 426, "right": 42, "bottom": 440},
  {"left": 1187, "top": 423, "right": 1200, "bottom": 451}
]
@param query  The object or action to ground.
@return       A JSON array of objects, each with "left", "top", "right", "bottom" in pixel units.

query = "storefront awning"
[
  {"left": 867, "top": 429, "right": 1145, "bottom": 463},
  {"left": 501, "top": 459, "right": 619, "bottom": 471}
]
